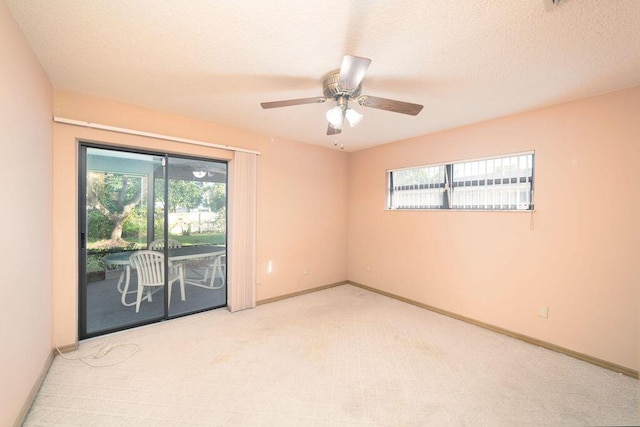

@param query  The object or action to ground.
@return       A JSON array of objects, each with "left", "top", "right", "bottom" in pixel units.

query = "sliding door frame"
[{"left": 78, "top": 141, "right": 228, "bottom": 339}]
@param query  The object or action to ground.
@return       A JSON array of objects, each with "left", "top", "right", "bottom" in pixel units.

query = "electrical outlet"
[
  {"left": 538, "top": 306, "right": 549, "bottom": 319},
  {"left": 366, "top": 265, "right": 371, "bottom": 272},
  {"left": 303, "top": 268, "right": 308, "bottom": 275}
]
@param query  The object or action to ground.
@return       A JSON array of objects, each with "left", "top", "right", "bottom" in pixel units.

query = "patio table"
[{"left": 104, "top": 245, "right": 225, "bottom": 307}]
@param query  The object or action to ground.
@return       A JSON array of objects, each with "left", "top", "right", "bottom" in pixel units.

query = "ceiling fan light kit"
[
  {"left": 345, "top": 107, "right": 363, "bottom": 127},
  {"left": 326, "top": 105, "right": 344, "bottom": 130},
  {"left": 325, "top": 94, "right": 363, "bottom": 130},
  {"left": 261, "top": 55, "right": 424, "bottom": 144},
  {"left": 192, "top": 169, "right": 207, "bottom": 179}
]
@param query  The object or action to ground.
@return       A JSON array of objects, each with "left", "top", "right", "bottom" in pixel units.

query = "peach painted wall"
[
  {"left": 256, "top": 137, "right": 348, "bottom": 299},
  {"left": 52, "top": 91, "right": 348, "bottom": 347},
  {"left": 347, "top": 87, "right": 640, "bottom": 371},
  {"left": 0, "top": 2, "right": 53, "bottom": 425}
]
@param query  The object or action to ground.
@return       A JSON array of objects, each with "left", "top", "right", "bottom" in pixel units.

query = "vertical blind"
[
  {"left": 451, "top": 153, "right": 534, "bottom": 210},
  {"left": 388, "top": 152, "right": 534, "bottom": 211},
  {"left": 389, "top": 164, "right": 446, "bottom": 209},
  {"left": 227, "top": 151, "right": 258, "bottom": 312}
]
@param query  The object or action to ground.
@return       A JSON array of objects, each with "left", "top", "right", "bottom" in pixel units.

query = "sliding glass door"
[
  {"left": 79, "top": 145, "right": 227, "bottom": 339},
  {"left": 165, "top": 156, "right": 227, "bottom": 317}
]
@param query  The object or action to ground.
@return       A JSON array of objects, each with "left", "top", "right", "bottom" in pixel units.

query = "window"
[
  {"left": 387, "top": 152, "right": 534, "bottom": 211},
  {"left": 388, "top": 164, "right": 446, "bottom": 209}
]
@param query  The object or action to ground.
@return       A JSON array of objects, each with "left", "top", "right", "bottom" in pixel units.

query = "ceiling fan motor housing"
[{"left": 323, "top": 70, "right": 362, "bottom": 99}]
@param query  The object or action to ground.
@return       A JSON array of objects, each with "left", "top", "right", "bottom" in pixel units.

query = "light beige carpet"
[{"left": 25, "top": 285, "right": 638, "bottom": 426}]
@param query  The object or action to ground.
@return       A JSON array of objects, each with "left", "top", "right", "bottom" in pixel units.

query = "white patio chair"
[
  {"left": 148, "top": 238, "right": 182, "bottom": 251},
  {"left": 149, "top": 238, "right": 183, "bottom": 276},
  {"left": 129, "top": 250, "right": 185, "bottom": 313},
  {"left": 202, "top": 252, "right": 226, "bottom": 289}
]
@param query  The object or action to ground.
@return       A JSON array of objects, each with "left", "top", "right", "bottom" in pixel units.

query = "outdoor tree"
[
  {"left": 169, "top": 180, "right": 202, "bottom": 212},
  {"left": 202, "top": 183, "right": 227, "bottom": 233},
  {"left": 203, "top": 183, "right": 226, "bottom": 211},
  {"left": 87, "top": 172, "right": 144, "bottom": 246},
  {"left": 155, "top": 179, "right": 203, "bottom": 212}
]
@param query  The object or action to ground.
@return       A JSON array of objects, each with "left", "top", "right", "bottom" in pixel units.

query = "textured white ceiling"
[{"left": 6, "top": 0, "right": 640, "bottom": 151}]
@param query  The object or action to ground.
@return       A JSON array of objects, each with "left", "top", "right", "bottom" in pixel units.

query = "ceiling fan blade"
[
  {"left": 338, "top": 55, "right": 371, "bottom": 91},
  {"left": 261, "top": 97, "right": 326, "bottom": 109},
  {"left": 327, "top": 124, "right": 342, "bottom": 136},
  {"left": 357, "top": 95, "right": 423, "bottom": 116}
]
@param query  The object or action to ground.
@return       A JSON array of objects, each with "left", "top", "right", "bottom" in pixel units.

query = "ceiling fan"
[{"left": 260, "top": 55, "right": 424, "bottom": 136}]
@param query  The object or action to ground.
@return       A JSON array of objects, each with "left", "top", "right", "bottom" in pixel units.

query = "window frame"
[{"left": 386, "top": 151, "right": 535, "bottom": 211}]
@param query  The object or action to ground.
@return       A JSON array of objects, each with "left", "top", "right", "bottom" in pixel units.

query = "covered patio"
[{"left": 85, "top": 258, "right": 227, "bottom": 333}]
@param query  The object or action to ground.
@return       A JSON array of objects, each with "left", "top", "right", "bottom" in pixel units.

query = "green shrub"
[
  {"left": 87, "top": 209, "right": 112, "bottom": 242},
  {"left": 122, "top": 206, "right": 147, "bottom": 240}
]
